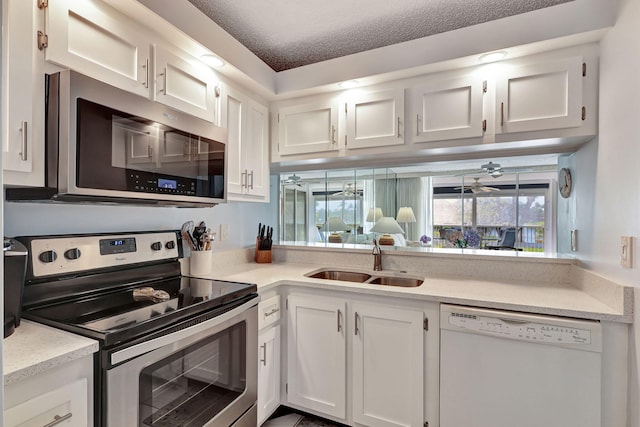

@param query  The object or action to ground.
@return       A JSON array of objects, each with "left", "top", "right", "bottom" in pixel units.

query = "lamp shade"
[
  {"left": 370, "top": 216, "right": 404, "bottom": 245},
  {"left": 366, "top": 207, "right": 383, "bottom": 222},
  {"left": 325, "top": 217, "right": 348, "bottom": 243},
  {"left": 324, "top": 217, "right": 348, "bottom": 232},
  {"left": 396, "top": 207, "right": 416, "bottom": 223}
]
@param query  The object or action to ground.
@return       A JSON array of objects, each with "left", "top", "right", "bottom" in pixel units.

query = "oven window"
[{"left": 138, "top": 321, "right": 246, "bottom": 427}]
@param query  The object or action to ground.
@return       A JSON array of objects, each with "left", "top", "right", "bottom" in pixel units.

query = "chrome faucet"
[{"left": 372, "top": 239, "right": 382, "bottom": 271}]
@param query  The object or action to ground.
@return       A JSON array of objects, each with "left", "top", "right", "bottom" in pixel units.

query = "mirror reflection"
[{"left": 278, "top": 155, "right": 558, "bottom": 253}]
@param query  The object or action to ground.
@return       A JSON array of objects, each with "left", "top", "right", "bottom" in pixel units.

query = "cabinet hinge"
[
  {"left": 37, "top": 31, "right": 48, "bottom": 50},
  {"left": 344, "top": 135, "right": 347, "bottom": 146},
  {"left": 37, "top": 0, "right": 48, "bottom": 9},
  {"left": 423, "top": 318, "right": 429, "bottom": 331},
  {"left": 482, "top": 80, "right": 487, "bottom": 93},
  {"left": 582, "top": 62, "right": 587, "bottom": 77},
  {"left": 582, "top": 106, "right": 586, "bottom": 121},
  {"left": 482, "top": 119, "right": 487, "bottom": 132},
  {"left": 345, "top": 103, "right": 348, "bottom": 114}
]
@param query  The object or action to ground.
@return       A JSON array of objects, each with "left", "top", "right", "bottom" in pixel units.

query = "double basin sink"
[{"left": 305, "top": 268, "right": 424, "bottom": 287}]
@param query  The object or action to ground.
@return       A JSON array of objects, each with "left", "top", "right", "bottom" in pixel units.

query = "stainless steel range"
[{"left": 17, "top": 230, "right": 258, "bottom": 427}]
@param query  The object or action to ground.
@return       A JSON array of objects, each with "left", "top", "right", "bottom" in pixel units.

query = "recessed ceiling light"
[
  {"left": 339, "top": 80, "right": 360, "bottom": 89},
  {"left": 479, "top": 51, "right": 507, "bottom": 63},
  {"left": 201, "top": 54, "right": 225, "bottom": 68}
]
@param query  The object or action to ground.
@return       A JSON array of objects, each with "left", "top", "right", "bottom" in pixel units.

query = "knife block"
[{"left": 255, "top": 238, "right": 272, "bottom": 263}]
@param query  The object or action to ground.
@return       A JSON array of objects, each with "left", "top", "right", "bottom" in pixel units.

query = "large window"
[{"left": 433, "top": 184, "right": 548, "bottom": 251}]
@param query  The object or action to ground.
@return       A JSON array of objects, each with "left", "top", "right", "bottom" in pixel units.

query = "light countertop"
[
  {"left": 208, "top": 261, "right": 632, "bottom": 323},
  {"left": 3, "top": 320, "right": 99, "bottom": 386}
]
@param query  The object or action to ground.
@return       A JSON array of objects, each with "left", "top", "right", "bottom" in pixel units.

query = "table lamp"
[
  {"left": 366, "top": 207, "right": 383, "bottom": 223},
  {"left": 370, "top": 216, "right": 404, "bottom": 245},
  {"left": 396, "top": 207, "right": 416, "bottom": 238},
  {"left": 325, "top": 217, "right": 348, "bottom": 243}
]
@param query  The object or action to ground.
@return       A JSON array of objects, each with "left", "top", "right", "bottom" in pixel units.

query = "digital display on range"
[
  {"left": 99, "top": 237, "right": 137, "bottom": 255},
  {"left": 158, "top": 178, "right": 177, "bottom": 189}
]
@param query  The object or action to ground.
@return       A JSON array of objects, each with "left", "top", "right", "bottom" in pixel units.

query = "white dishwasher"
[{"left": 440, "top": 304, "right": 602, "bottom": 427}]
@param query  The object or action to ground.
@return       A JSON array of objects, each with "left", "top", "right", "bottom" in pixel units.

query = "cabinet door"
[
  {"left": 153, "top": 44, "right": 219, "bottom": 123},
  {"left": 2, "top": 0, "right": 44, "bottom": 185},
  {"left": 258, "top": 325, "right": 281, "bottom": 425},
  {"left": 346, "top": 88, "right": 405, "bottom": 149},
  {"left": 277, "top": 100, "right": 339, "bottom": 156},
  {"left": 352, "top": 303, "right": 424, "bottom": 427},
  {"left": 411, "top": 75, "right": 485, "bottom": 143},
  {"left": 496, "top": 56, "right": 583, "bottom": 133},
  {"left": 221, "top": 84, "right": 247, "bottom": 197},
  {"left": 45, "top": 0, "right": 152, "bottom": 97},
  {"left": 5, "top": 378, "right": 87, "bottom": 427},
  {"left": 244, "top": 100, "right": 270, "bottom": 201},
  {"left": 287, "top": 294, "right": 346, "bottom": 419}
]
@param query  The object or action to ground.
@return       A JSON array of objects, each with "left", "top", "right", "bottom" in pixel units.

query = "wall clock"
[{"left": 559, "top": 167, "right": 572, "bottom": 198}]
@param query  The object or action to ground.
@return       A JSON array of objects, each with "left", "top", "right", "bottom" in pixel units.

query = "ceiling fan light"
[{"left": 479, "top": 51, "right": 507, "bottom": 63}]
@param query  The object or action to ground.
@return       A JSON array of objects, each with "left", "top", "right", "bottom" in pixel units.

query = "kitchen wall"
[
  {"left": 3, "top": 176, "right": 279, "bottom": 251},
  {"left": 570, "top": 0, "right": 640, "bottom": 424}
]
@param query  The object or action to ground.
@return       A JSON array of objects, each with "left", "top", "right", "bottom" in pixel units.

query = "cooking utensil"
[{"left": 181, "top": 221, "right": 198, "bottom": 250}]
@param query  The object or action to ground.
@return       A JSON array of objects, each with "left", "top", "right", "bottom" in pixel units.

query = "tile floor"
[{"left": 263, "top": 412, "right": 344, "bottom": 427}]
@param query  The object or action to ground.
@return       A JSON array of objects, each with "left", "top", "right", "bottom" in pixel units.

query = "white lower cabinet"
[
  {"left": 286, "top": 292, "right": 431, "bottom": 427},
  {"left": 352, "top": 302, "right": 424, "bottom": 427},
  {"left": 4, "top": 354, "right": 94, "bottom": 427},
  {"left": 258, "top": 325, "right": 281, "bottom": 425},
  {"left": 286, "top": 294, "right": 347, "bottom": 419}
]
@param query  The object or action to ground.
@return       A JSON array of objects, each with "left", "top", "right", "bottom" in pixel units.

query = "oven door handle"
[{"left": 111, "top": 298, "right": 258, "bottom": 365}]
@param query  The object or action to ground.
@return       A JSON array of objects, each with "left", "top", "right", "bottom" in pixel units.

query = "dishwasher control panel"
[{"left": 447, "top": 311, "right": 592, "bottom": 344}]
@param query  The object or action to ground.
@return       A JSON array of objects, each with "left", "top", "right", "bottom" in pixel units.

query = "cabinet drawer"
[
  {"left": 258, "top": 295, "right": 281, "bottom": 329},
  {"left": 5, "top": 378, "right": 87, "bottom": 427}
]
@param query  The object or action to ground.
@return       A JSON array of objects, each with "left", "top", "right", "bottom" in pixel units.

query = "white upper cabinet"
[
  {"left": 45, "top": 0, "right": 152, "bottom": 98},
  {"left": 410, "top": 75, "right": 485, "bottom": 143},
  {"left": 496, "top": 56, "right": 584, "bottom": 134},
  {"left": 153, "top": 44, "right": 219, "bottom": 123},
  {"left": 2, "top": 0, "right": 45, "bottom": 186},
  {"left": 346, "top": 88, "right": 405, "bottom": 149},
  {"left": 277, "top": 100, "right": 340, "bottom": 156},
  {"left": 221, "top": 83, "right": 270, "bottom": 202}
]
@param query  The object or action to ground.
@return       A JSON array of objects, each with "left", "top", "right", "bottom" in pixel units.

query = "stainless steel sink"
[
  {"left": 307, "top": 270, "right": 372, "bottom": 283},
  {"left": 367, "top": 276, "right": 423, "bottom": 287},
  {"left": 306, "top": 268, "right": 424, "bottom": 287}
]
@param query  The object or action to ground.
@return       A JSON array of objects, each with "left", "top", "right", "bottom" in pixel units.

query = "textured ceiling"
[{"left": 188, "top": 0, "right": 573, "bottom": 72}]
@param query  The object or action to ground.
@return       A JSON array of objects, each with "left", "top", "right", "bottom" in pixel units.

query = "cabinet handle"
[
  {"left": 500, "top": 102, "right": 504, "bottom": 127},
  {"left": 142, "top": 58, "right": 149, "bottom": 88},
  {"left": 248, "top": 170, "right": 254, "bottom": 190},
  {"left": 147, "top": 145, "right": 153, "bottom": 158},
  {"left": 42, "top": 413, "right": 73, "bottom": 427},
  {"left": 355, "top": 312, "right": 360, "bottom": 335},
  {"left": 397, "top": 116, "right": 401, "bottom": 138},
  {"left": 416, "top": 114, "right": 420, "bottom": 136},
  {"left": 337, "top": 309, "right": 342, "bottom": 332},
  {"left": 19, "top": 121, "right": 28, "bottom": 161},
  {"left": 161, "top": 67, "right": 167, "bottom": 94},
  {"left": 264, "top": 307, "right": 280, "bottom": 317},
  {"left": 242, "top": 169, "right": 249, "bottom": 189},
  {"left": 331, "top": 126, "right": 336, "bottom": 144},
  {"left": 260, "top": 343, "right": 267, "bottom": 366}
]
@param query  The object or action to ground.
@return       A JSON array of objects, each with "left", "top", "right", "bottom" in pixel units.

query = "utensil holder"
[
  {"left": 190, "top": 250, "right": 213, "bottom": 276},
  {"left": 255, "top": 238, "right": 272, "bottom": 264}
]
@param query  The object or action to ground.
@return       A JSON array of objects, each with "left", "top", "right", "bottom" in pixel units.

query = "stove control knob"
[
  {"left": 64, "top": 248, "right": 81, "bottom": 260},
  {"left": 38, "top": 250, "right": 57, "bottom": 263},
  {"left": 151, "top": 241, "right": 163, "bottom": 251},
  {"left": 165, "top": 241, "right": 176, "bottom": 250}
]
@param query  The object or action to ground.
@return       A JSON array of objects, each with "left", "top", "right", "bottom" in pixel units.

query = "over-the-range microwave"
[{"left": 6, "top": 70, "right": 227, "bottom": 207}]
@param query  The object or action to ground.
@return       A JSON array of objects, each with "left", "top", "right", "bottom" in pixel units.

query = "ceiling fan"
[
  {"left": 281, "top": 174, "right": 302, "bottom": 186},
  {"left": 454, "top": 177, "right": 501, "bottom": 193},
  {"left": 333, "top": 183, "right": 363, "bottom": 197}
]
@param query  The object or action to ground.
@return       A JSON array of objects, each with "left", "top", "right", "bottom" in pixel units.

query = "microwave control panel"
[{"left": 128, "top": 172, "right": 197, "bottom": 196}]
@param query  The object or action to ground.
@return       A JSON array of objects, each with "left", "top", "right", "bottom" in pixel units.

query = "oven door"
[{"left": 106, "top": 298, "right": 257, "bottom": 427}]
